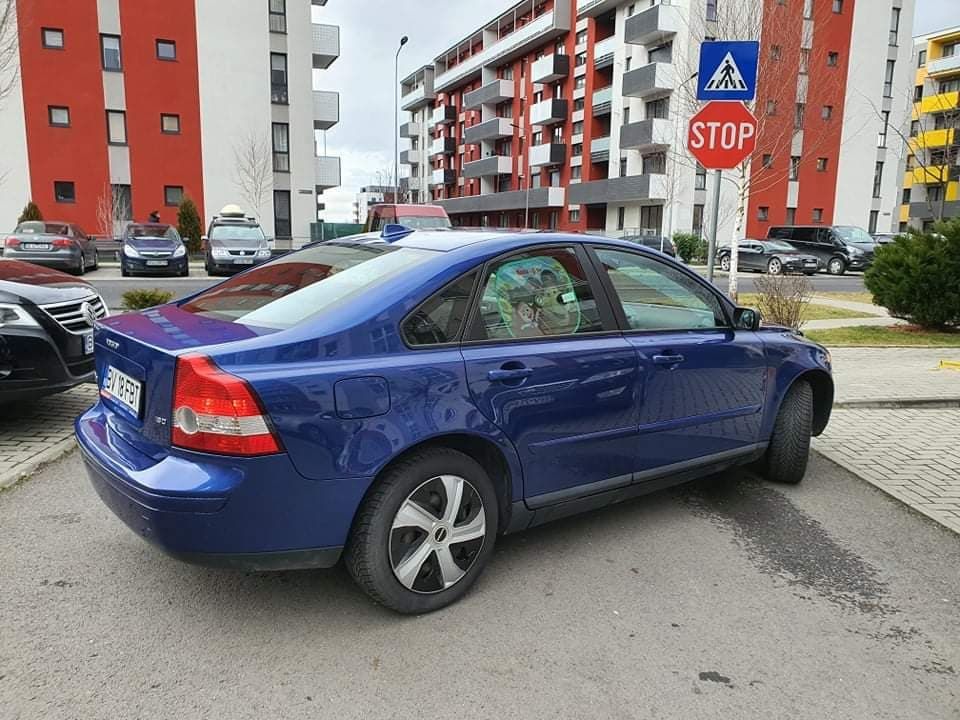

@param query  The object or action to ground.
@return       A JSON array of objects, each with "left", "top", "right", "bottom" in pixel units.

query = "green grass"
[
  {"left": 812, "top": 292, "right": 876, "bottom": 306},
  {"left": 738, "top": 294, "right": 876, "bottom": 322},
  {"left": 805, "top": 325, "right": 960, "bottom": 347}
]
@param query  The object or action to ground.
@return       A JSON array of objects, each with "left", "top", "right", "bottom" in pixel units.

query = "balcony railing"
[
  {"left": 430, "top": 104, "right": 457, "bottom": 126},
  {"left": 620, "top": 118, "right": 672, "bottom": 151},
  {"left": 623, "top": 62, "right": 675, "bottom": 98},
  {"left": 464, "top": 79, "right": 514, "bottom": 109},
  {"left": 919, "top": 91, "right": 959, "bottom": 115},
  {"left": 927, "top": 53, "right": 960, "bottom": 77},
  {"left": 592, "top": 85, "right": 613, "bottom": 113},
  {"left": 530, "top": 98, "right": 568, "bottom": 126},
  {"left": 430, "top": 168, "right": 456, "bottom": 186},
  {"left": 399, "top": 121, "right": 420, "bottom": 138},
  {"left": 313, "top": 90, "right": 339, "bottom": 131},
  {"left": 464, "top": 117, "right": 514, "bottom": 145},
  {"left": 531, "top": 53, "right": 570, "bottom": 84},
  {"left": 590, "top": 135, "right": 610, "bottom": 160},
  {"left": 529, "top": 143, "right": 566, "bottom": 168},
  {"left": 402, "top": 83, "right": 437, "bottom": 112},
  {"left": 312, "top": 24, "right": 340, "bottom": 69},
  {"left": 400, "top": 149, "right": 422, "bottom": 165},
  {"left": 625, "top": 2, "right": 682, "bottom": 46},
  {"left": 315, "top": 156, "right": 341, "bottom": 191},
  {"left": 430, "top": 136, "right": 457, "bottom": 158},
  {"left": 594, "top": 36, "right": 616, "bottom": 69},
  {"left": 401, "top": 176, "right": 424, "bottom": 192},
  {"left": 463, "top": 155, "right": 513, "bottom": 178}
]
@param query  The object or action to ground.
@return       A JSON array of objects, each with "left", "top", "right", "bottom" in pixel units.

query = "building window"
[
  {"left": 616, "top": 206, "right": 625, "bottom": 231},
  {"left": 799, "top": 49, "right": 810, "bottom": 74},
  {"left": 762, "top": 153, "right": 773, "bottom": 168},
  {"left": 575, "top": 52, "right": 587, "bottom": 67},
  {"left": 628, "top": 4, "right": 636, "bottom": 16},
  {"left": 902, "top": 188, "right": 911, "bottom": 204},
  {"left": 913, "top": 84, "right": 924, "bottom": 102},
  {"left": 695, "top": 164, "right": 707, "bottom": 190},
  {"left": 789, "top": 156, "right": 800, "bottom": 180},
  {"left": 804, "top": 0, "right": 813, "bottom": 18},
  {"left": 572, "top": 143, "right": 583, "bottom": 157},
  {"left": 106, "top": 110, "right": 127, "bottom": 145},
  {"left": 771, "top": 45, "right": 781, "bottom": 60},
  {"left": 878, "top": 110, "right": 889, "bottom": 147},
  {"left": 54, "top": 181, "right": 75, "bottom": 203},
  {"left": 918, "top": 49, "right": 927, "bottom": 68},
  {"left": 646, "top": 96, "right": 669, "bottom": 119},
  {"left": 569, "top": 209, "right": 580, "bottom": 223},
  {"left": 619, "top": 157, "right": 628, "bottom": 177},
  {"left": 816, "top": 157, "right": 828, "bottom": 172},
  {"left": 100, "top": 34, "right": 121, "bottom": 71},
  {"left": 812, "top": 208, "right": 824, "bottom": 223},
  {"left": 649, "top": 42, "right": 672, "bottom": 64},
  {"left": 164, "top": 186, "right": 184, "bottom": 206},
  {"left": 572, "top": 120, "right": 584, "bottom": 135},
  {"left": 706, "top": 0, "right": 718, "bottom": 22},
  {"left": 883, "top": 60, "right": 895, "bottom": 97},
  {"left": 939, "top": 78, "right": 960, "bottom": 94},
  {"left": 271, "top": 53, "right": 288, "bottom": 104},
  {"left": 872, "top": 161, "right": 884, "bottom": 198},
  {"left": 944, "top": 42, "right": 958, "bottom": 58},
  {"left": 156, "top": 39, "right": 177, "bottom": 61},
  {"left": 571, "top": 165, "right": 582, "bottom": 180},
  {"left": 42, "top": 28, "right": 64, "bottom": 49},
  {"left": 274, "top": 190, "right": 292, "bottom": 238},
  {"left": 832, "top": 0, "right": 843, "bottom": 12},
  {"left": 48, "top": 106, "right": 70, "bottom": 127},
  {"left": 161, "top": 113, "right": 181, "bottom": 134},
  {"left": 786, "top": 207, "right": 796, "bottom": 224},
  {"left": 827, "top": 52, "right": 839, "bottom": 67},
  {"left": 929, "top": 185, "right": 944, "bottom": 203},
  {"left": 910, "top": 119, "right": 920, "bottom": 136},
  {"left": 576, "top": 30, "right": 587, "bottom": 45},
  {"left": 889, "top": 7, "right": 900, "bottom": 46},
  {"left": 758, "top": 206, "right": 769, "bottom": 222},
  {"left": 574, "top": 98, "right": 585, "bottom": 111},
  {"left": 693, "top": 204, "right": 704, "bottom": 235},
  {"left": 642, "top": 152, "right": 666, "bottom": 174},
  {"left": 822, "top": 105, "right": 833, "bottom": 120},
  {"left": 272, "top": 122, "right": 290, "bottom": 172},
  {"left": 640, "top": 205, "right": 662, "bottom": 233},
  {"left": 574, "top": 76, "right": 586, "bottom": 90},
  {"left": 766, "top": 99, "right": 777, "bottom": 115},
  {"left": 794, "top": 103, "right": 805, "bottom": 129},
  {"left": 269, "top": 0, "right": 287, "bottom": 33},
  {"left": 869, "top": 210, "right": 879, "bottom": 234}
]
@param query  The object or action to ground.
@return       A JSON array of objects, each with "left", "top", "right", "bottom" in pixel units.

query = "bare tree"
[
  {"left": 374, "top": 165, "right": 410, "bottom": 203},
  {"left": 232, "top": 132, "right": 273, "bottom": 220},
  {"left": 0, "top": 0, "right": 19, "bottom": 106},
  {"left": 96, "top": 184, "right": 131, "bottom": 239}
]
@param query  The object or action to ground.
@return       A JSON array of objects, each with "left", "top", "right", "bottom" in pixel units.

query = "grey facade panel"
[
  {"left": 399, "top": 121, "right": 420, "bottom": 138},
  {"left": 464, "top": 118, "right": 512, "bottom": 145},
  {"left": 620, "top": 120, "right": 668, "bottom": 150},
  {"left": 462, "top": 155, "right": 511, "bottom": 178},
  {"left": 464, "top": 80, "right": 512, "bottom": 109},
  {"left": 568, "top": 175, "right": 657, "bottom": 205},
  {"left": 438, "top": 188, "right": 561, "bottom": 214},
  {"left": 623, "top": 63, "right": 668, "bottom": 98},
  {"left": 909, "top": 201, "right": 960, "bottom": 221},
  {"left": 625, "top": 4, "right": 679, "bottom": 46}
]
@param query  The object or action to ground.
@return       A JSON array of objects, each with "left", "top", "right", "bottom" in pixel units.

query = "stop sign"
[{"left": 687, "top": 101, "right": 758, "bottom": 170}]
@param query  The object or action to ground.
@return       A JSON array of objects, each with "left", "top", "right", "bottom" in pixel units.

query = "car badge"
[{"left": 81, "top": 301, "right": 98, "bottom": 328}]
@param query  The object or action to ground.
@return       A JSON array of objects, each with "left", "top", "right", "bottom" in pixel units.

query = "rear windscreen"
[{"left": 180, "top": 243, "right": 438, "bottom": 330}]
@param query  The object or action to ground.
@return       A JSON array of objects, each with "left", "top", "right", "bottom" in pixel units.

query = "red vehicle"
[{"left": 364, "top": 204, "right": 451, "bottom": 232}]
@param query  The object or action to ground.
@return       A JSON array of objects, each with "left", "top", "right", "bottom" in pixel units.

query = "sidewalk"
[{"left": 814, "top": 348, "right": 960, "bottom": 534}]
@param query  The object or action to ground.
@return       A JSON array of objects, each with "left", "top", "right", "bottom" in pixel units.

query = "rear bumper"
[
  {"left": 75, "top": 403, "right": 369, "bottom": 569},
  {"left": 1, "top": 249, "right": 80, "bottom": 270}
]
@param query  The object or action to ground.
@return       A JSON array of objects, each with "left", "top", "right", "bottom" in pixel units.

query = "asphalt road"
[
  {"left": 85, "top": 266, "right": 869, "bottom": 311},
  {"left": 1, "top": 452, "right": 957, "bottom": 719}
]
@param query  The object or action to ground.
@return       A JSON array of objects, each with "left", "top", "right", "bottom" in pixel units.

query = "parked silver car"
[
  {"left": 203, "top": 211, "right": 271, "bottom": 276},
  {"left": 3, "top": 222, "right": 99, "bottom": 275}
]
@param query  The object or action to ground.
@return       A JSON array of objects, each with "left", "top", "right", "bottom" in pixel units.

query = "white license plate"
[
  {"left": 23, "top": 243, "right": 50, "bottom": 251},
  {"left": 146, "top": 260, "right": 168, "bottom": 267},
  {"left": 83, "top": 333, "right": 94, "bottom": 355},
  {"left": 235, "top": 258, "right": 255, "bottom": 265},
  {"left": 102, "top": 366, "right": 142, "bottom": 418}
]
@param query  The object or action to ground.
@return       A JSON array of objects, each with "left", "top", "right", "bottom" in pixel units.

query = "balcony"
[
  {"left": 464, "top": 117, "right": 514, "bottom": 144},
  {"left": 464, "top": 79, "right": 514, "bottom": 109},
  {"left": 625, "top": 3, "right": 682, "bottom": 46},
  {"left": 919, "top": 91, "right": 959, "bottom": 115},
  {"left": 401, "top": 176, "right": 423, "bottom": 192},
  {"left": 529, "top": 143, "right": 566, "bottom": 168},
  {"left": 399, "top": 121, "right": 420, "bottom": 138},
  {"left": 594, "top": 36, "right": 616, "bottom": 70},
  {"left": 430, "top": 168, "right": 456, "bottom": 186},
  {"left": 927, "top": 53, "right": 960, "bottom": 77},
  {"left": 437, "top": 187, "right": 565, "bottom": 214},
  {"left": 400, "top": 149, "right": 422, "bottom": 165},
  {"left": 620, "top": 118, "right": 672, "bottom": 151},
  {"left": 315, "top": 156, "right": 340, "bottom": 191},
  {"left": 313, "top": 90, "right": 339, "bottom": 131},
  {"left": 463, "top": 155, "right": 513, "bottom": 178},
  {"left": 530, "top": 98, "right": 567, "bottom": 126},
  {"left": 430, "top": 104, "right": 457, "bottom": 126},
  {"left": 430, "top": 136, "right": 457, "bottom": 158},
  {"left": 531, "top": 53, "right": 570, "bottom": 84},
  {"left": 312, "top": 24, "right": 340, "bottom": 69},
  {"left": 568, "top": 174, "right": 668, "bottom": 205},
  {"left": 590, "top": 136, "right": 610, "bottom": 162},
  {"left": 592, "top": 85, "right": 613, "bottom": 113},
  {"left": 623, "top": 62, "right": 675, "bottom": 98},
  {"left": 402, "top": 85, "right": 437, "bottom": 112},
  {"left": 914, "top": 128, "right": 955, "bottom": 148},
  {"left": 911, "top": 165, "right": 955, "bottom": 184}
]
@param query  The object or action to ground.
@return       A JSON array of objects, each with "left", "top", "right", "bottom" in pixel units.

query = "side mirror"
[{"left": 734, "top": 307, "right": 761, "bottom": 331}]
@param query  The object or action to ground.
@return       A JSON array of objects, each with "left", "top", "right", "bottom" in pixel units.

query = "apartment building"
[
  {"left": 901, "top": 25, "right": 960, "bottom": 231},
  {"left": 0, "top": 0, "right": 340, "bottom": 247},
  {"left": 398, "top": 0, "right": 914, "bottom": 239}
]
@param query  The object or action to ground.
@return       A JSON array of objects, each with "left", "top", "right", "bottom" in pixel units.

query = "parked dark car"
[
  {"left": 872, "top": 233, "right": 899, "bottom": 245},
  {"left": 0, "top": 258, "right": 107, "bottom": 403},
  {"left": 120, "top": 223, "right": 189, "bottom": 277},
  {"left": 78, "top": 229, "right": 833, "bottom": 614},
  {"left": 718, "top": 240, "right": 820, "bottom": 275},
  {"left": 203, "top": 209, "right": 271, "bottom": 276},
  {"left": 622, "top": 234, "right": 677, "bottom": 258},
  {"left": 3, "top": 221, "right": 99, "bottom": 275},
  {"left": 767, "top": 225, "right": 873, "bottom": 275}
]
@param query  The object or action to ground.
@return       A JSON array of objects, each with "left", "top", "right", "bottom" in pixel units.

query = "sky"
[{"left": 314, "top": 0, "right": 959, "bottom": 197}]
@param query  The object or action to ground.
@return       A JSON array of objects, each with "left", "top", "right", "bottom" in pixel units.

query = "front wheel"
[
  {"left": 74, "top": 254, "right": 86, "bottom": 276},
  {"left": 760, "top": 380, "right": 813, "bottom": 485},
  {"left": 767, "top": 258, "right": 783, "bottom": 275},
  {"left": 827, "top": 257, "right": 846, "bottom": 276},
  {"left": 345, "top": 448, "right": 498, "bottom": 614},
  {"left": 91, "top": 250, "right": 99, "bottom": 271},
  {"left": 720, "top": 255, "right": 731, "bottom": 272}
]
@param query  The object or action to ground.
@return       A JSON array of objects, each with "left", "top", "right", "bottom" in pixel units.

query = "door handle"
[
  {"left": 652, "top": 354, "right": 685, "bottom": 366},
  {"left": 488, "top": 367, "right": 534, "bottom": 382}
]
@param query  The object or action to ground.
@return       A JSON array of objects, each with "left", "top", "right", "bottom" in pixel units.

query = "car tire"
[
  {"left": 121, "top": 264, "right": 130, "bottom": 278},
  {"left": 345, "top": 447, "right": 499, "bottom": 614},
  {"left": 760, "top": 380, "right": 813, "bottom": 485},
  {"left": 91, "top": 249, "right": 99, "bottom": 271},
  {"left": 720, "top": 255, "right": 731, "bottom": 272},
  {"left": 827, "top": 257, "right": 846, "bottom": 276},
  {"left": 767, "top": 258, "right": 783, "bottom": 275},
  {"left": 74, "top": 254, "right": 86, "bottom": 276}
]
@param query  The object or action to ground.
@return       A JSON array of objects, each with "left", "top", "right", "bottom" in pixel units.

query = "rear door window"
[
  {"left": 180, "top": 243, "right": 439, "bottom": 330},
  {"left": 403, "top": 271, "right": 478, "bottom": 347}
]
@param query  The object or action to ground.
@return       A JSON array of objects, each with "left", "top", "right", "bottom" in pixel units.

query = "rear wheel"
[
  {"left": 74, "top": 254, "right": 86, "bottom": 276},
  {"left": 345, "top": 448, "right": 498, "bottom": 614},
  {"left": 91, "top": 249, "right": 99, "bottom": 271},
  {"left": 720, "top": 255, "right": 731, "bottom": 272},
  {"left": 827, "top": 257, "right": 846, "bottom": 276},
  {"left": 767, "top": 258, "right": 783, "bottom": 275},
  {"left": 760, "top": 380, "right": 813, "bottom": 485}
]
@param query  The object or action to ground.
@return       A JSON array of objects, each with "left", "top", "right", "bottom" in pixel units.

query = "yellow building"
[{"left": 901, "top": 26, "right": 960, "bottom": 231}]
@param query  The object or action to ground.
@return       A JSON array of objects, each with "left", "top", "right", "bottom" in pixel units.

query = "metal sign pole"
[{"left": 706, "top": 169, "right": 722, "bottom": 283}]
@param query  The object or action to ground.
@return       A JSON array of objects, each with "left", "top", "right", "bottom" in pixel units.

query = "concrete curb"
[
  {"left": 0, "top": 437, "right": 79, "bottom": 492},
  {"left": 834, "top": 398, "right": 960, "bottom": 410}
]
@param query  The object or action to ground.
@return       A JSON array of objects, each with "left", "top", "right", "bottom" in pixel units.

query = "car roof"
[{"left": 371, "top": 204, "right": 447, "bottom": 217}]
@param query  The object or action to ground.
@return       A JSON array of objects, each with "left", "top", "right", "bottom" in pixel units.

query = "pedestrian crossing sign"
[{"left": 697, "top": 41, "right": 759, "bottom": 102}]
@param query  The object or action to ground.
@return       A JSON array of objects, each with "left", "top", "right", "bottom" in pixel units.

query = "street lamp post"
[
  {"left": 510, "top": 122, "right": 530, "bottom": 229},
  {"left": 394, "top": 36, "right": 409, "bottom": 204}
]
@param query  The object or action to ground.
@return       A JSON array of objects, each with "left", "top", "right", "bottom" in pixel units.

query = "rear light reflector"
[
  {"left": 171, "top": 354, "right": 282, "bottom": 456},
  {"left": 5, "top": 237, "right": 20, "bottom": 248},
  {"left": 52, "top": 237, "right": 73, "bottom": 248}
]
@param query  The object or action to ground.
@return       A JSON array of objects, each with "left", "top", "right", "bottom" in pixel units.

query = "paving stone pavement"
[
  {"left": 0, "top": 385, "right": 98, "bottom": 490},
  {"left": 814, "top": 408, "right": 960, "bottom": 534},
  {"left": 828, "top": 348, "right": 960, "bottom": 404}
]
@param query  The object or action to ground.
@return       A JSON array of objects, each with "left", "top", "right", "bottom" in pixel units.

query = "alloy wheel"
[
  {"left": 389, "top": 474, "right": 486, "bottom": 594},
  {"left": 828, "top": 258, "right": 844, "bottom": 275},
  {"left": 721, "top": 256, "right": 731, "bottom": 272},
  {"left": 768, "top": 258, "right": 782, "bottom": 275}
]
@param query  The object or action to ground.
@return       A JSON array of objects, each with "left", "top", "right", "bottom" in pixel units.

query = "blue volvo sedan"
[{"left": 77, "top": 230, "right": 833, "bottom": 614}]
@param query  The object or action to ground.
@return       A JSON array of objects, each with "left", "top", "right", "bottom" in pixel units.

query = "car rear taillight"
[
  {"left": 51, "top": 237, "right": 73, "bottom": 248},
  {"left": 5, "top": 236, "right": 19, "bottom": 248},
  {"left": 171, "top": 354, "right": 282, "bottom": 456}
]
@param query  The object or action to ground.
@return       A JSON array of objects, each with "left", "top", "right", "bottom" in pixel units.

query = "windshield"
[
  {"left": 834, "top": 226, "right": 875, "bottom": 244},
  {"left": 180, "top": 243, "right": 439, "bottom": 330},
  {"left": 210, "top": 225, "right": 266, "bottom": 242},
  {"left": 127, "top": 225, "right": 171, "bottom": 239},
  {"left": 763, "top": 241, "right": 796, "bottom": 252},
  {"left": 16, "top": 222, "right": 69, "bottom": 236},
  {"left": 398, "top": 216, "right": 452, "bottom": 230}
]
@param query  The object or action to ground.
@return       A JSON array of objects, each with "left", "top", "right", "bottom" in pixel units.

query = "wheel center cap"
[{"left": 434, "top": 527, "right": 448, "bottom": 543}]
